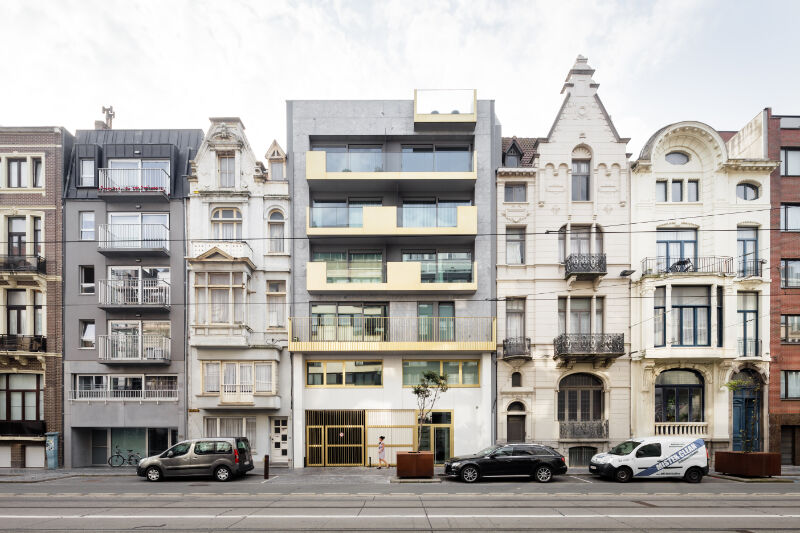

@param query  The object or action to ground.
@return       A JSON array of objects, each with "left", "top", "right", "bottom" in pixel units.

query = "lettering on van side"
[{"left": 634, "top": 438, "right": 704, "bottom": 477}]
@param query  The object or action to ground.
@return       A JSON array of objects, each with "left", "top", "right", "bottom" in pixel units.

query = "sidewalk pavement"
[{"left": 0, "top": 466, "right": 138, "bottom": 483}]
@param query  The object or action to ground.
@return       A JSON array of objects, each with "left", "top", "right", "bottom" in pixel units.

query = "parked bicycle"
[{"left": 108, "top": 446, "right": 142, "bottom": 467}]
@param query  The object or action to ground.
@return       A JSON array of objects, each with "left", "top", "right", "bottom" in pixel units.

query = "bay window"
[
  {"left": 671, "top": 286, "right": 710, "bottom": 346},
  {"left": 194, "top": 272, "right": 247, "bottom": 325}
]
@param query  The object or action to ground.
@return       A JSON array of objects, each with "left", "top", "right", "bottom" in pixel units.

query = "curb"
[
  {"left": 0, "top": 473, "right": 138, "bottom": 484},
  {"left": 709, "top": 473, "right": 795, "bottom": 483},
  {"left": 389, "top": 477, "right": 443, "bottom": 483}
]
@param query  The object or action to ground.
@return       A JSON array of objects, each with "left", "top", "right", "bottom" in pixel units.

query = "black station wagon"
[{"left": 444, "top": 444, "right": 568, "bottom": 483}]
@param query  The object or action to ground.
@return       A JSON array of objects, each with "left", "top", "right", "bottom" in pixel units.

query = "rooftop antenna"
[{"left": 102, "top": 106, "right": 115, "bottom": 128}]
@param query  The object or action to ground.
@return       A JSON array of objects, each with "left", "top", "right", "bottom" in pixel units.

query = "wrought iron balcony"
[
  {"left": 553, "top": 333, "right": 624, "bottom": 365},
  {"left": 0, "top": 335, "right": 47, "bottom": 352},
  {"left": 737, "top": 259, "right": 764, "bottom": 278},
  {"left": 738, "top": 338, "right": 762, "bottom": 357},
  {"left": 502, "top": 337, "right": 531, "bottom": 359},
  {"left": 641, "top": 256, "right": 734, "bottom": 276},
  {"left": 559, "top": 420, "right": 609, "bottom": 440},
  {"left": 564, "top": 253, "right": 607, "bottom": 279},
  {"left": 0, "top": 255, "right": 46, "bottom": 274}
]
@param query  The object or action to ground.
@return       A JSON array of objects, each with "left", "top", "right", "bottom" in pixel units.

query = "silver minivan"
[{"left": 136, "top": 437, "right": 254, "bottom": 482}]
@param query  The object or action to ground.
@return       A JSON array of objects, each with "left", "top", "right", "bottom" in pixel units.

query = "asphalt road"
[{"left": 1, "top": 473, "right": 799, "bottom": 531}]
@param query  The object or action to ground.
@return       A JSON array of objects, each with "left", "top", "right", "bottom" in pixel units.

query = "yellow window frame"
[
  {"left": 402, "top": 359, "right": 480, "bottom": 388},
  {"left": 305, "top": 359, "right": 384, "bottom": 388}
]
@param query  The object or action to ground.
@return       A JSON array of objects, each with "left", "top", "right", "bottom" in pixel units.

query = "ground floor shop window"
[
  {"left": 417, "top": 411, "right": 452, "bottom": 464},
  {"left": 204, "top": 416, "right": 257, "bottom": 450},
  {"left": 655, "top": 369, "right": 704, "bottom": 423},
  {"left": 90, "top": 427, "right": 178, "bottom": 465}
]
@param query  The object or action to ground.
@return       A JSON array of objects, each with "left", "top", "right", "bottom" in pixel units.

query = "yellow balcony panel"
[
  {"left": 306, "top": 205, "right": 477, "bottom": 237},
  {"left": 305, "top": 261, "right": 477, "bottom": 293},
  {"left": 305, "top": 151, "right": 477, "bottom": 182},
  {"left": 414, "top": 89, "right": 477, "bottom": 124},
  {"left": 288, "top": 317, "right": 495, "bottom": 353}
]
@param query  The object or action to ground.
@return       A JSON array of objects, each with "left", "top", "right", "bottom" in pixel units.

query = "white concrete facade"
[
  {"left": 496, "top": 57, "right": 632, "bottom": 465},
  {"left": 630, "top": 111, "right": 777, "bottom": 455},
  {"left": 185, "top": 118, "right": 292, "bottom": 466}
]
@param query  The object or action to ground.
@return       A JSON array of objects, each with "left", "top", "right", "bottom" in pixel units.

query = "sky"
[{"left": 2, "top": 0, "right": 799, "bottom": 158}]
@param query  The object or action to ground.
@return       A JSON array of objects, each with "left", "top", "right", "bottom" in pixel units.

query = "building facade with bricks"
[
  {"left": 62, "top": 125, "right": 203, "bottom": 467},
  {"left": 496, "top": 56, "right": 632, "bottom": 467},
  {"left": 185, "top": 118, "right": 292, "bottom": 466},
  {"left": 766, "top": 109, "right": 800, "bottom": 465},
  {"left": 287, "top": 91, "right": 500, "bottom": 467},
  {"left": 630, "top": 111, "right": 777, "bottom": 460},
  {"left": 0, "top": 127, "right": 72, "bottom": 468}
]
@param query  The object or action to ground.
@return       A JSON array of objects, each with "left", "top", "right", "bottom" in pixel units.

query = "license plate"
[{"left": 245, "top": 461, "right": 250, "bottom": 465}]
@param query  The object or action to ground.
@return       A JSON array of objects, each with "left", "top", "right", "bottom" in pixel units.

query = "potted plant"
[
  {"left": 396, "top": 370, "right": 448, "bottom": 478},
  {"left": 715, "top": 375, "right": 781, "bottom": 477}
]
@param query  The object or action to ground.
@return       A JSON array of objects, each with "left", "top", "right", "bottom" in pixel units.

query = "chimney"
[{"left": 94, "top": 120, "right": 108, "bottom": 130}]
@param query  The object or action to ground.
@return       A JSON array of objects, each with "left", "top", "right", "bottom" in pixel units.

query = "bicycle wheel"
[
  {"left": 108, "top": 454, "right": 125, "bottom": 467},
  {"left": 128, "top": 454, "right": 142, "bottom": 466}
]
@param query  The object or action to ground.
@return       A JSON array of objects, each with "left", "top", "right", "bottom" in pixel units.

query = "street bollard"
[{"left": 264, "top": 455, "right": 269, "bottom": 479}]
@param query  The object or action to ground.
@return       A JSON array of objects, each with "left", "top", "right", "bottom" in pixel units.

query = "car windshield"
[
  {"left": 609, "top": 440, "right": 641, "bottom": 456},
  {"left": 476, "top": 445, "right": 500, "bottom": 456}
]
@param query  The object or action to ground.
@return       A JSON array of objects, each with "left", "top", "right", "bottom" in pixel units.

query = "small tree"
[
  {"left": 725, "top": 375, "right": 761, "bottom": 453},
  {"left": 411, "top": 370, "right": 449, "bottom": 451}
]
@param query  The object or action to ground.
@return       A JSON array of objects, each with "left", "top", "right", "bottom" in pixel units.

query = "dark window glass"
[{"left": 636, "top": 443, "right": 662, "bottom": 458}]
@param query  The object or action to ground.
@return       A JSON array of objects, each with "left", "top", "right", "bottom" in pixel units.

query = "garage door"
[
  {"left": 0, "top": 445, "right": 10, "bottom": 467},
  {"left": 25, "top": 445, "right": 45, "bottom": 468}
]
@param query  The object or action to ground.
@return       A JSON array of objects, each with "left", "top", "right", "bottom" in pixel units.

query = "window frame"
[
  {"left": 203, "top": 360, "right": 276, "bottom": 395},
  {"left": 0, "top": 373, "right": 43, "bottom": 422},
  {"left": 7, "top": 158, "right": 27, "bottom": 188},
  {"left": 79, "top": 319, "right": 96, "bottom": 349},
  {"left": 780, "top": 204, "right": 800, "bottom": 232},
  {"left": 32, "top": 158, "right": 43, "bottom": 188},
  {"left": 656, "top": 180, "right": 667, "bottom": 202},
  {"left": 268, "top": 211, "right": 285, "bottom": 253},
  {"left": 655, "top": 370, "right": 704, "bottom": 423},
  {"left": 505, "top": 227, "right": 525, "bottom": 265},
  {"left": 79, "top": 265, "right": 95, "bottom": 295},
  {"left": 193, "top": 271, "right": 248, "bottom": 326},
  {"left": 79, "top": 159, "right": 96, "bottom": 188},
  {"left": 781, "top": 147, "right": 800, "bottom": 177},
  {"left": 266, "top": 280, "right": 286, "bottom": 329},
  {"left": 401, "top": 359, "right": 480, "bottom": 388},
  {"left": 79, "top": 211, "right": 95, "bottom": 241},
  {"left": 736, "top": 183, "right": 759, "bottom": 201},
  {"left": 670, "top": 286, "right": 711, "bottom": 347},
  {"left": 781, "top": 259, "right": 800, "bottom": 288},
  {"left": 557, "top": 373, "right": 604, "bottom": 422},
  {"left": 671, "top": 179, "right": 683, "bottom": 202},
  {"left": 210, "top": 207, "right": 242, "bottom": 241},
  {"left": 781, "top": 370, "right": 800, "bottom": 399},
  {"left": 781, "top": 315, "right": 800, "bottom": 344},
  {"left": 504, "top": 183, "right": 526, "bottom": 202},
  {"left": 218, "top": 153, "right": 236, "bottom": 188},
  {"left": 687, "top": 180, "right": 699, "bottom": 202},
  {"left": 305, "top": 360, "right": 384, "bottom": 388},
  {"left": 571, "top": 160, "right": 591, "bottom": 201}
]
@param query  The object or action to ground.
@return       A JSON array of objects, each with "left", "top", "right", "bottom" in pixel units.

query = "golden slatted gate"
[
  {"left": 305, "top": 410, "right": 365, "bottom": 466},
  {"left": 365, "top": 409, "right": 415, "bottom": 466}
]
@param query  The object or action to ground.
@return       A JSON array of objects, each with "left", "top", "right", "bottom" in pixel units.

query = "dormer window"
[
  {"left": 218, "top": 153, "right": 235, "bottom": 188},
  {"left": 505, "top": 148, "right": 520, "bottom": 168}
]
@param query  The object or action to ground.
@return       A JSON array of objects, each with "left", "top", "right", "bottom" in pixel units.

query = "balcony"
[
  {"left": 98, "top": 334, "right": 171, "bottom": 364},
  {"left": 98, "top": 224, "right": 170, "bottom": 256},
  {"left": 288, "top": 316, "right": 496, "bottom": 353},
  {"left": 502, "top": 337, "right": 531, "bottom": 360},
  {"left": 414, "top": 89, "right": 477, "bottom": 125},
  {"left": 553, "top": 333, "right": 625, "bottom": 366},
  {"left": 306, "top": 205, "right": 477, "bottom": 237},
  {"left": 0, "top": 255, "right": 46, "bottom": 275},
  {"left": 738, "top": 338, "right": 762, "bottom": 358},
  {"left": 97, "top": 168, "right": 170, "bottom": 201},
  {"left": 654, "top": 422, "right": 708, "bottom": 437},
  {"left": 220, "top": 384, "right": 255, "bottom": 405},
  {"left": 190, "top": 240, "right": 254, "bottom": 263},
  {"left": 69, "top": 389, "right": 178, "bottom": 401},
  {"left": 0, "top": 335, "right": 46, "bottom": 353},
  {"left": 306, "top": 150, "right": 477, "bottom": 184},
  {"left": 737, "top": 259, "right": 765, "bottom": 278},
  {"left": 98, "top": 279, "right": 170, "bottom": 310},
  {"left": 641, "top": 256, "right": 733, "bottom": 276},
  {"left": 564, "top": 253, "right": 607, "bottom": 280},
  {"left": 306, "top": 260, "right": 477, "bottom": 293},
  {"left": 559, "top": 420, "right": 609, "bottom": 440}
]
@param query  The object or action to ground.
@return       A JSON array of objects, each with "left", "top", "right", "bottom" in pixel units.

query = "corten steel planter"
[
  {"left": 396, "top": 451, "right": 435, "bottom": 478},
  {"left": 715, "top": 451, "right": 781, "bottom": 477}
]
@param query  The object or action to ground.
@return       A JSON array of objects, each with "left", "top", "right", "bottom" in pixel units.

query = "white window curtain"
[
  {"left": 239, "top": 363, "right": 253, "bottom": 393},
  {"left": 268, "top": 295, "right": 285, "bottom": 327},
  {"left": 269, "top": 222, "right": 284, "bottom": 253},
  {"left": 204, "top": 418, "right": 218, "bottom": 438},
  {"left": 245, "top": 417, "right": 257, "bottom": 449},
  {"left": 211, "top": 288, "right": 229, "bottom": 323},
  {"left": 204, "top": 363, "right": 219, "bottom": 393},
  {"left": 219, "top": 417, "right": 242, "bottom": 437},
  {"left": 255, "top": 363, "right": 272, "bottom": 392}
]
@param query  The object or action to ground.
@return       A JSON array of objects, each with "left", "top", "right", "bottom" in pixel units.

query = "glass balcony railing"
[
  {"left": 309, "top": 206, "right": 363, "bottom": 228},
  {"left": 398, "top": 206, "right": 458, "bottom": 228},
  {"left": 321, "top": 150, "right": 473, "bottom": 173},
  {"left": 322, "top": 261, "right": 385, "bottom": 284},
  {"left": 419, "top": 259, "right": 473, "bottom": 283},
  {"left": 313, "top": 259, "right": 474, "bottom": 285}
]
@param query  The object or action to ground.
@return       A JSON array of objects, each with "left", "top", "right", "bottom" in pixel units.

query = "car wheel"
[
  {"left": 145, "top": 466, "right": 162, "bottom": 482},
  {"left": 534, "top": 465, "right": 553, "bottom": 483},
  {"left": 614, "top": 466, "right": 633, "bottom": 483},
  {"left": 684, "top": 467, "right": 703, "bottom": 484},
  {"left": 460, "top": 465, "right": 480, "bottom": 483},
  {"left": 214, "top": 465, "right": 232, "bottom": 482}
]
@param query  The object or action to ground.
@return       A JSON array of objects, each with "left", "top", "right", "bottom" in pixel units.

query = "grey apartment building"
[
  {"left": 287, "top": 92, "right": 500, "bottom": 467},
  {"left": 62, "top": 126, "right": 203, "bottom": 467}
]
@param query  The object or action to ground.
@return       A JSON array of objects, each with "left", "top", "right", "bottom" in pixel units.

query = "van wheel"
[
  {"left": 684, "top": 467, "right": 703, "bottom": 483},
  {"left": 214, "top": 465, "right": 232, "bottom": 482},
  {"left": 145, "top": 466, "right": 162, "bottom": 482},
  {"left": 460, "top": 465, "right": 480, "bottom": 483},
  {"left": 614, "top": 466, "right": 633, "bottom": 483}
]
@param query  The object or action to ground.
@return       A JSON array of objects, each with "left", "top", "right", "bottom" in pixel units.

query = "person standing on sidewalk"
[{"left": 377, "top": 436, "right": 388, "bottom": 469}]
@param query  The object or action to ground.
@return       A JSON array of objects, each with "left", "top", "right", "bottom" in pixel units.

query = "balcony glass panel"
[{"left": 403, "top": 252, "right": 472, "bottom": 283}]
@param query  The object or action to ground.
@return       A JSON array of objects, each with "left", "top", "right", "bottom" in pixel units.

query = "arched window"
[
  {"left": 508, "top": 401, "right": 525, "bottom": 412},
  {"left": 558, "top": 373, "right": 603, "bottom": 421},
  {"left": 511, "top": 372, "right": 522, "bottom": 387},
  {"left": 571, "top": 159, "right": 590, "bottom": 201},
  {"left": 655, "top": 369, "right": 704, "bottom": 423},
  {"left": 736, "top": 183, "right": 759, "bottom": 201},
  {"left": 268, "top": 211, "right": 285, "bottom": 253},
  {"left": 211, "top": 208, "right": 242, "bottom": 240}
]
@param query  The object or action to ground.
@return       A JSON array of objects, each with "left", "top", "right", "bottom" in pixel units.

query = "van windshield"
[{"left": 609, "top": 440, "right": 641, "bottom": 456}]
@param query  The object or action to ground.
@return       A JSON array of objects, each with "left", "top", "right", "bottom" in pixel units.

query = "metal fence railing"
[
  {"left": 641, "top": 256, "right": 734, "bottom": 275},
  {"left": 99, "top": 168, "right": 169, "bottom": 192},
  {"left": 98, "top": 334, "right": 171, "bottom": 362},
  {"left": 98, "top": 278, "right": 170, "bottom": 306},
  {"left": 98, "top": 224, "right": 170, "bottom": 250}
]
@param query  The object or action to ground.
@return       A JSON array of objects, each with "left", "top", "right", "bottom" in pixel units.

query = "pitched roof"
[{"left": 501, "top": 136, "right": 538, "bottom": 167}]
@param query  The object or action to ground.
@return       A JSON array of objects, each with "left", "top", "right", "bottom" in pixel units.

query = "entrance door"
[
  {"left": 507, "top": 415, "right": 525, "bottom": 442},
  {"left": 733, "top": 390, "right": 761, "bottom": 452},
  {"left": 91, "top": 429, "right": 108, "bottom": 465},
  {"left": 271, "top": 418, "right": 289, "bottom": 462},
  {"left": 781, "top": 427, "right": 796, "bottom": 465}
]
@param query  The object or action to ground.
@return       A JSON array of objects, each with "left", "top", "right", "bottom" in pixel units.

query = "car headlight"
[
  {"left": 450, "top": 461, "right": 462, "bottom": 468},
  {"left": 592, "top": 455, "right": 611, "bottom": 464}
]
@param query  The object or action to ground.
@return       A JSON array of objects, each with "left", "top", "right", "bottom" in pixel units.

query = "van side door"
[
  {"left": 190, "top": 440, "right": 218, "bottom": 475},
  {"left": 159, "top": 442, "right": 193, "bottom": 476},
  {"left": 633, "top": 443, "right": 662, "bottom": 478}
]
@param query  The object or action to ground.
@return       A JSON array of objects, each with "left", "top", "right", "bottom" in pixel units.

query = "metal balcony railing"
[
  {"left": 553, "top": 333, "right": 625, "bottom": 357},
  {"left": 99, "top": 168, "right": 170, "bottom": 192},
  {"left": 98, "top": 224, "right": 170, "bottom": 251},
  {"left": 0, "top": 335, "right": 47, "bottom": 352},
  {"left": 98, "top": 334, "right": 171, "bottom": 362},
  {"left": 564, "top": 253, "right": 607, "bottom": 278},
  {"left": 220, "top": 384, "right": 255, "bottom": 404},
  {"left": 559, "top": 420, "right": 609, "bottom": 440},
  {"left": 737, "top": 259, "right": 764, "bottom": 278},
  {"left": 0, "top": 255, "right": 46, "bottom": 274},
  {"left": 502, "top": 337, "right": 531, "bottom": 358},
  {"left": 641, "top": 256, "right": 734, "bottom": 275},
  {"left": 738, "top": 338, "right": 762, "bottom": 357},
  {"left": 98, "top": 278, "right": 170, "bottom": 306},
  {"left": 69, "top": 389, "right": 178, "bottom": 400}
]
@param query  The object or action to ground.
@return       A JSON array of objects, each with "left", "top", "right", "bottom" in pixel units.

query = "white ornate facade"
[
  {"left": 496, "top": 57, "right": 631, "bottom": 466},
  {"left": 186, "top": 118, "right": 292, "bottom": 465},
  {"left": 630, "top": 112, "right": 777, "bottom": 455}
]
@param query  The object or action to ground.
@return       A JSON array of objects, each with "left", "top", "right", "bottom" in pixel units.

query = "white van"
[{"left": 589, "top": 437, "right": 708, "bottom": 483}]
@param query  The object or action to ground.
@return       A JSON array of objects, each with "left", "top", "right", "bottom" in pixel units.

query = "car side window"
[
  {"left": 531, "top": 446, "right": 553, "bottom": 456},
  {"left": 494, "top": 446, "right": 514, "bottom": 457},
  {"left": 216, "top": 442, "right": 233, "bottom": 454},
  {"left": 512, "top": 446, "right": 533, "bottom": 456},
  {"left": 636, "top": 443, "right": 661, "bottom": 458},
  {"left": 164, "top": 442, "right": 190, "bottom": 457},
  {"left": 194, "top": 441, "right": 216, "bottom": 455}
]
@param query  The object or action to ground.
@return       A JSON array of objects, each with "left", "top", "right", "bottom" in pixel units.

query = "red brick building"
[
  {"left": 0, "top": 127, "right": 72, "bottom": 467},
  {"left": 767, "top": 110, "right": 800, "bottom": 465}
]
